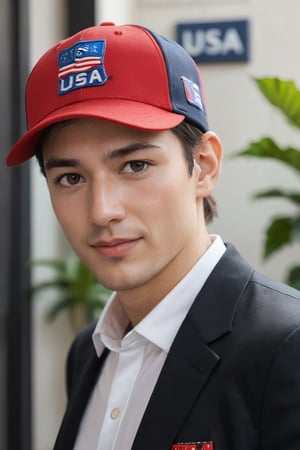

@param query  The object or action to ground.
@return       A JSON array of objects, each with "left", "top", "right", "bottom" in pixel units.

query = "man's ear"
[{"left": 193, "top": 131, "right": 223, "bottom": 198}]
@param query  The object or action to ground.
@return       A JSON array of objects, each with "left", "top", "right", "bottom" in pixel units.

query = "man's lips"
[{"left": 91, "top": 238, "right": 142, "bottom": 258}]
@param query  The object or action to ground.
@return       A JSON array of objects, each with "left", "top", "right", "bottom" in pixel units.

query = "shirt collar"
[{"left": 93, "top": 235, "right": 226, "bottom": 356}]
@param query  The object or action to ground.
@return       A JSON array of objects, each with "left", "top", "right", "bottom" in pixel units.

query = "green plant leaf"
[
  {"left": 30, "top": 280, "right": 69, "bottom": 293},
  {"left": 291, "top": 216, "right": 300, "bottom": 241},
  {"left": 85, "top": 297, "right": 108, "bottom": 309},
  {"left": 264, "top": 217, "right": 294, "bottom": 258},
  {"left": 30, "top": 254, "right": 111, "bottom": 329},
  {"left": 45, "top": 298, "right": 73, "bottom": 321},
  {"left": 234, "top": 76, "right": 300, "bottom": 288},
  {"left": 85, "top": 284, "right": 111, "bottom": 303},
  {"left": 28, "top": 259, "right": 67, "bottom": 272},
  {"left": 253, "top": 189, "right": 300, "bottom": 206},
  {"left": 264, "top": 215, "right": 300, "bottom": 258},
  {"left": 255, "top": 77, "right": 300, "bottom": 128},
  {"left": 237, "top": 137, "right": 300, "bottom": 173},
  {"left": 286, "top": 266, "right": 300, "bottom": 290}
]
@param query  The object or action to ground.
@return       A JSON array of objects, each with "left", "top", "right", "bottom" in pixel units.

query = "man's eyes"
[
  {"left": 52, "top": 160, "right": 149, "bottom": 186},
  {"left": 122, "top": 160, "right": 149, "bottom": 173},
  {"left": 56, "top": 173, "right": 84, "bottom": 186}
]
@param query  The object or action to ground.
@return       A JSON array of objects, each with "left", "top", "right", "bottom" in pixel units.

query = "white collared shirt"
[{"left": 74, "top": 235, "right": 226, "bottom": 450}]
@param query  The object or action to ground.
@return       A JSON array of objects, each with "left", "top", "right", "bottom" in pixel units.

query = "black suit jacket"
[{"left": 54, "top": 244, "right": 300, "bottom": 450}]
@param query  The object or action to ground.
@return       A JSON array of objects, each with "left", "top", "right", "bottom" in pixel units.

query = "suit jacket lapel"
[
  {"left": 132, "top": 319, "right": 220, "bottom": 449},
  {"left": 133, "top": 243, "right": 254, "bottom": 450}
]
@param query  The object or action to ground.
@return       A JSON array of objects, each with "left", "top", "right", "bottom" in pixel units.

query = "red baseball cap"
[{"left": 7, "top": 22, "right": 209, "bottom": 166}]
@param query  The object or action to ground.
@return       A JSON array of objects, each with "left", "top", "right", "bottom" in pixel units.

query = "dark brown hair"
[{"left": 171, "top": 121, "right": 217, "bottom": 224}]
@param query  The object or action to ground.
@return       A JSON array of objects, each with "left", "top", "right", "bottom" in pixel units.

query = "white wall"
[
  {"left": 29, "top": 1, "right": 74, "bottom": 449},
  {"left": 30, "top": 0, "right": 300, "bottom": 448}
]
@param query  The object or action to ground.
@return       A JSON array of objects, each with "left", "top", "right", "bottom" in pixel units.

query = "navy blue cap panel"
[{"left": 144, "top": 27, "right": 209, "bottom": 132}]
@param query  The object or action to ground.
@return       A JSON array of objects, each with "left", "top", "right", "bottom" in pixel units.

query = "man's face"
[{"left": 43, "top": 118, "right": 214, "bottom": 313}]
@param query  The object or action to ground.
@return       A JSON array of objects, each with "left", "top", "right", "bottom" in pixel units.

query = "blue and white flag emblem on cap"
[
  {"left": 58, "top": 40, "right": 107, "bottom": 95},
  {"left": 181, "top": 76, "right": 204, "bottom": 111}
]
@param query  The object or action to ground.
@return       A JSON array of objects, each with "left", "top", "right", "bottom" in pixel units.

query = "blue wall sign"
[{"left": 177, "top": 19, "right": 250, "bottom": 63}]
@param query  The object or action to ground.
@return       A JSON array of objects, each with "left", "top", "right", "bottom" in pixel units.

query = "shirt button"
[{"left": 110, "top": 407, "right": 120, "bottom": 419}]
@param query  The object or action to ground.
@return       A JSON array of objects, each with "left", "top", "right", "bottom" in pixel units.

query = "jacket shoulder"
[
  {"left": 251, "top": 270, "right": 300, "bottom": 300},
  {"left": 245, "top": 270, "right": 300, "bottom": 325}
]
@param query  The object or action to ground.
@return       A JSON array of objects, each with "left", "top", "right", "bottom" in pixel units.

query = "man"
[{"left": 7, "top": 22, "right": 300, "bottom": 450}]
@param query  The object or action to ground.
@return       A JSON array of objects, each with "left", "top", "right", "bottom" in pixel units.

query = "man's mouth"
[{"left": 91, "top": 237, "right": 142, "bottom": 258}]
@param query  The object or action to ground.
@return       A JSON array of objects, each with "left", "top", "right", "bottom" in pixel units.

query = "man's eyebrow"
[
  {"left": 45, "top": 158, "right": 79, "bottom": 172},
  {"left": 44, "top": 142, "right": 160, "bottom": 171},
  {"left": 106, "top": 142, "right": 160, "bottom": 160}
]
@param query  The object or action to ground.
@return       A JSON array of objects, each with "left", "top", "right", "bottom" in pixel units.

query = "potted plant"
[
  {"left": 30, "top": 254, "right": 111, "bottom": 332},
  {"left": 236, "top": 77, "right": 300, "bottom": 290}
]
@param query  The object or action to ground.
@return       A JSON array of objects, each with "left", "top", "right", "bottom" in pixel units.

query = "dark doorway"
[
  {"left": 0, "top": 0, "right": 31, "bottom": 449},
  {"left": 67, "top": 0, "right": 95, "bottom": 35}
]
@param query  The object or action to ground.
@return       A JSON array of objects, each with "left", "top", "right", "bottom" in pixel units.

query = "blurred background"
[{"left": 1, "top": 0, "right": 299, "bottom": 449}]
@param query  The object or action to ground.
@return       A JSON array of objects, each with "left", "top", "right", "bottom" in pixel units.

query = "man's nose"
[{"left": 89, "top": 177, "right": 126, "bottom": 226}]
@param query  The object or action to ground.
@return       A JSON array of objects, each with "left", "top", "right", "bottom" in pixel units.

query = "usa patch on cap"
[
  {"left": 58, "top": 40, "right": 107, "bottom": 95},
  {"left": 181, "top": 76, "right": 204, "bottom": 112}
]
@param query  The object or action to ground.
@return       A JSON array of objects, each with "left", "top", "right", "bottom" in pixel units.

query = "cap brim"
[{"left": 6, "top": 99, "right": 185, "bottom": 166}]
